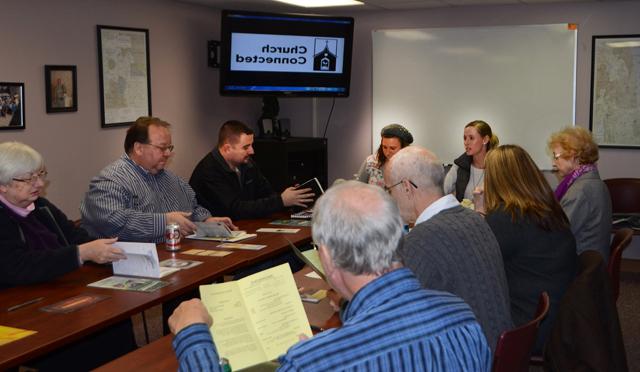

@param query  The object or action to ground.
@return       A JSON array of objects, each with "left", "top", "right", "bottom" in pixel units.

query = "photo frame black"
[
  {"left": 97, "top": 25, "right": 152, "bottom": 128},
  {"left": 45, "top": 65, "right": 77, "bottom": 113},
  {"left": 0, "top": 82, "right": 25, "bottom": 130}
]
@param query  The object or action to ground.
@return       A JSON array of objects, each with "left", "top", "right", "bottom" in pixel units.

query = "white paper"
[{"left": 112, "top": 242, "right": 165, "bottom": 278}]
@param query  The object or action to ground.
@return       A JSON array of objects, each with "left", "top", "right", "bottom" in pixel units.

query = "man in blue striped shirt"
[
  {"left": 81, "top": 117, "right": 236, "bottom": 243},
  {"left": 169, "top": 181, "right": 492, "bottom": 371}
]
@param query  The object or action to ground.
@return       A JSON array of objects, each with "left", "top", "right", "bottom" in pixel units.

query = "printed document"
[{"left": 200, "top": 263, "right": 312, "bottom": 370}]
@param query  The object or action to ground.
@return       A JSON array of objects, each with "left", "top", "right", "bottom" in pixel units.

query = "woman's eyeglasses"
[{"left": 13, "top": 170, "right": 48, "bottom": 184}]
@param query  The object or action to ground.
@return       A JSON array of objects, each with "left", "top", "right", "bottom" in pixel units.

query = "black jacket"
[
  {"left": 0, "top": 198, "right": 91, "bottom": 288},
  {"left": 544, "top": 251, "right": 628, "bottom": 372},
  {"left": 189, "top": 149, "right": 284, "bottom": 220},
  {"left": 453, "top": 153, "right": 473, "bottom": 202}
]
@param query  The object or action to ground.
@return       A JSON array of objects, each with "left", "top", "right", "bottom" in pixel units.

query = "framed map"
[
  {"left": 97, "top": 25, "right": 152, "bottom": 128},
  {"left": 590, "top": 34, "right": 640, "bottom": 148}
]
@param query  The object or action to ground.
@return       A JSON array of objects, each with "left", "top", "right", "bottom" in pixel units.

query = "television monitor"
[{"left": 220, "top": 10, "right": 354, "bottom": 97}]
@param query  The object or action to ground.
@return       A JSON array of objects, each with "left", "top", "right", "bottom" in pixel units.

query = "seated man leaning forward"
[
  {"left": 190, "top": 120, "right": 313, "bottom": 220},
  {"left": 81, "top": 116, "right": 236, "bottom": 242},
  {"left": 384, "top": 146, "right": 513, "bottom": 351},
  {"left": 169, "top": 181, "right": 492, "bottom": 371}
]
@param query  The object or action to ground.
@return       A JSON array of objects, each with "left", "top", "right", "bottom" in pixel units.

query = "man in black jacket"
[{"left": 190, "top": 120, "right": 313, "bottom": 220}]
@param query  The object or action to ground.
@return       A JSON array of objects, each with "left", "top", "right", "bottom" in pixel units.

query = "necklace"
[{"left": 471, "top": 168, "right": 485, "bottom": 189}]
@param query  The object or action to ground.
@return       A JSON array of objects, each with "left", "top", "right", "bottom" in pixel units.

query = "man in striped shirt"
[
  {"left": 81, "top": 117, "right": 236, "bottom": 243},
  {"left": 169, "top": 181, "right": 492, "bottom": 371}
]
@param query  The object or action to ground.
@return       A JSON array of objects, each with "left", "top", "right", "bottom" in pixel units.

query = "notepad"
[
  {"left": 0, "top": 325, "right": 37, "bottom": 346},
  {"left": 200, "top": 263, "right": 312, "bottom": 370}
]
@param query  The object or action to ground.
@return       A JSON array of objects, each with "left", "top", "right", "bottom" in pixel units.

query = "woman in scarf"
[{"left": 548, "top": 126, "right": 612, "bottom": 262}]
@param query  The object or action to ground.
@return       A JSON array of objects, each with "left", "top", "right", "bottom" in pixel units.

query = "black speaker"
[{"left": 208, "top": 40, "right": 220, "bottom": 68}]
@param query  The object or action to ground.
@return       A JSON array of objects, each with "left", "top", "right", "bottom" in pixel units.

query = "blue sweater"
[{"left": 173, "top": 268, "right": 491, "bottom": 371}]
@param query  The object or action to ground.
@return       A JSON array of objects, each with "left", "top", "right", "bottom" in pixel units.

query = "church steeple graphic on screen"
[{"left": 314, "top": 39, "right": 337, "bottom": 71}]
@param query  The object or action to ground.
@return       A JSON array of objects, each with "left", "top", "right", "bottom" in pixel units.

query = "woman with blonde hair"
[
  {"left": 444, "top": 120, "right": 499, "bottom": 202},
  {"left": 484, "top": 144, "right": 576, "bottom": 353},
  {"left": 548, "top": 126, "right": 612, "bottom": 261}
]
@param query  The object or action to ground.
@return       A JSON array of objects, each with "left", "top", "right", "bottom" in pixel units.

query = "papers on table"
[
  {"left": 256, "top": 228, "right": 300, "bottom": 234},
  {"left": 200, "top": 263, "right": 312, "bottom": 370},
  {"left": 0, "top": 325, "right": 37, "bottom": 346},
  {"left": 181, "top": 249, "right": 232, "bottom": 257},
  {"left": 112, "top": 242, "right": 178, "bottom": 278},
  {"left": 217, "top": 243, "right": 266, "bottom": 251},
  {"left": 186, "top": 231, "right": 257, "bottom": 242},
  {"left": 193, "top": 221, "right": 234, "bottom": 238},
  {"left": 270, "top": 219, "right": 312, "bottom": 227},
  {"left": 88, "top": 276, "right": 169, "bottom": 292}
]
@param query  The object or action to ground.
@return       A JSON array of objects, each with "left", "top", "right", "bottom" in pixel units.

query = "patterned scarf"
[{"left": 554, "top": 163, "right": 597, "bottom": 200}]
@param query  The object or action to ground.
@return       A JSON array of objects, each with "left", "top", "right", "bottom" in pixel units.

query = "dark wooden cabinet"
[{"left": 252, "top": 137, "right": 328, "bottom": 192}]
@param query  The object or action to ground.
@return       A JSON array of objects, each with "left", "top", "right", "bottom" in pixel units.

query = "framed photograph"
[
  {"left": 97, "top": 25, "right": 152, "bottom": 128},
  {"left": 590, "top": 34, "right": 640, "bottom": 148},
  {"left": 0, "top": 82, "right": 25, "bottom": 130},
  {"left": 45, "top": 65, "right": 77, "bottom": 113}
]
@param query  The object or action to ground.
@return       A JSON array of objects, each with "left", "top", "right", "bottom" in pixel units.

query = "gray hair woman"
[{"left": 0, "top": 142, "right": 125, "bottom": 288}]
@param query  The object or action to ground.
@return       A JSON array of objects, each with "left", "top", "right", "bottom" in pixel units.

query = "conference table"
[
  {"left": 94, "top": 266, "right": 339, "bottom": 371},
  {"left": 0, "top": 216, "right": 312, "bottom": 370}
]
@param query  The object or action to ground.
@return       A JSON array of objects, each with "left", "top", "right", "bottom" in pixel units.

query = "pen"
[{"left": 6, "top": 297, "right": 45, "bottom": 312}]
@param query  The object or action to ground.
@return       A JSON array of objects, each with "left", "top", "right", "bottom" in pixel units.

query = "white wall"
[
  {"left": 0, "top": 0, "right": 265, "bottom": 218},
  {"left": 323, "top": 1, "right": 640, "bottom": 183}
]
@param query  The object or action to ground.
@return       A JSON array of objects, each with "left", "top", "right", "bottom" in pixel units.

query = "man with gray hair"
[
  {"left": 168, "top": 181, "right": 492, "bottom": 371},
  {"left": 385, "top": 146, "right": 513, "bottom": 351}
]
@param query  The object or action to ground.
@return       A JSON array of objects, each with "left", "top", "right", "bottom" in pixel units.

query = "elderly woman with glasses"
[
  {"left": 0, "top": 142, "right": 126, "bottom": 288},
  {"left": 548, "top": 127, "right": 612, "bottom": 262}
]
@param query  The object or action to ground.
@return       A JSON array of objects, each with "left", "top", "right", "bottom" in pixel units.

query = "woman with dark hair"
[
  {"left": 356, "top": 123, "right": 413, "bottom": 188},
  {"left": 548, "top": 126, "right": 612, "bottom": 261},
  {"left": 483, "top": 144, "right": 577, "bottom": 352},
  {"left": 444, "top": 120, "right": 499, "bottom": 202}
]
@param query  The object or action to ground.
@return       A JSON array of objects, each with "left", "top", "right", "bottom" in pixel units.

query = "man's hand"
[
  {"left": 168, "top": 299, "right": 213, "bottom": 335},
  {"left": 78, "top": 238, "right": 126, "bottom": 264},
  {"left": 206, "top": 216, "right": 238, "bottom": 231},
  {"left": 166, "top": 211, "right": 197, "bottom": 236},
  {"left": 281, "top": 187, "right": 315, "bottom": 208}
]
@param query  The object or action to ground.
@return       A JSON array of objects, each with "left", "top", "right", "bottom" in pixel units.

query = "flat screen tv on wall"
[{"left": 220, "top": 10, "right": 354, "bottom": 97}]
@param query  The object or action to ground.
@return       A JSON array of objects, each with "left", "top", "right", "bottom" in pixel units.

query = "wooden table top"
[
  {"left": 0, "top": 216, "right": 312, "bottom": 370},
  {"left": 94, "top": 267, "right": 337, "bottom": 372}
]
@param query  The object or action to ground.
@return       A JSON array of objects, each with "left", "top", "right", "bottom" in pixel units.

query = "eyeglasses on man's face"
[
  {"left": 13, "top": 170, "right": 48, "bottom": 184},
  {"left": 384, "top": 179, "right": 418, "bottom": 193},
  {"left": 145, "top": 143, "right": 175, "bottom": 153}
]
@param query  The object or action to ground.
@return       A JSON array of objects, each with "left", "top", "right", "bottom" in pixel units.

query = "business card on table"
[
  {"left": 181, "top": 249, "right": 232, "bottom": 257},
  {"left": 40, "top": 294, "right": 109, "bottom": 314},
  {"left": 216, "top": 243, "right": 267, "bottom": 251},
  {"left": 256, "top": 228, "right": 300, "bottom": 234}
]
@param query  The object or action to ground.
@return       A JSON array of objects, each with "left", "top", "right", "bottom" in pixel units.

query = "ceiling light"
[{"left": 273, "top": 0, "right": 364, "bottom": 7}]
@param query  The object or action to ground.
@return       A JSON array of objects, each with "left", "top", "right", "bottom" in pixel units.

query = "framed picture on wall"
[
  {"left": 590, "top": 34, "right": 640, "bottom": 148},
  {"left": 45, "top": 65, "right": 78, "bottom": 113},
  {"left": 97, "top": 25, "right": 152, "bottom": 128},
  {"left": 0, "top": 82, "right": 25, "bottom": 130}
]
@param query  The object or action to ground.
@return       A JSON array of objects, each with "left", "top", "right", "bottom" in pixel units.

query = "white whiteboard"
[{"left": 372, "top": 24, "right": 576, "bottom": 168}]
